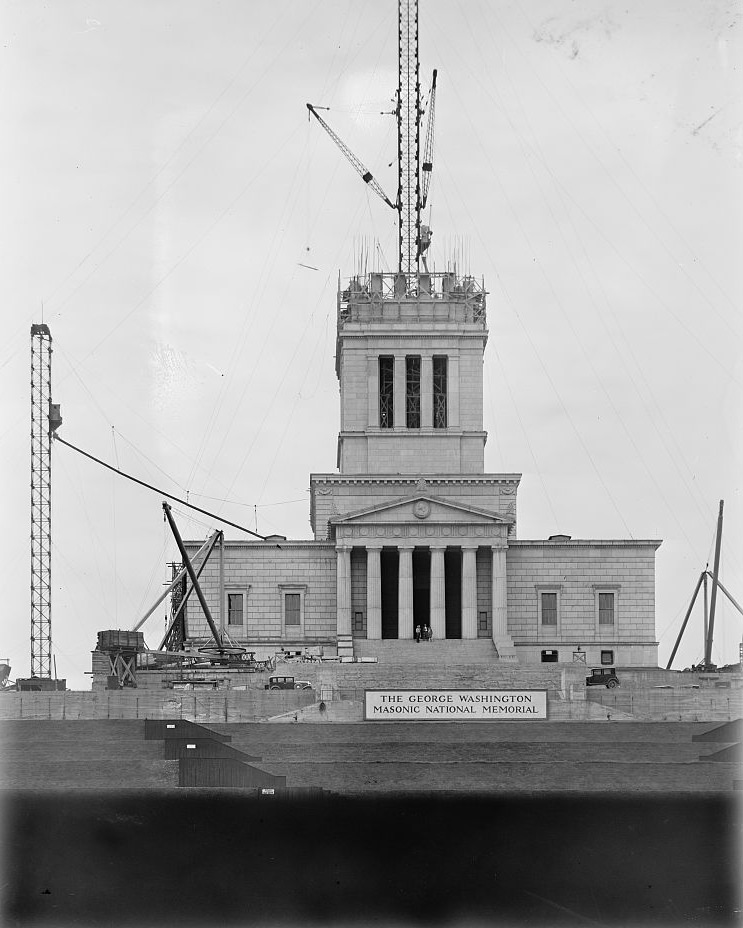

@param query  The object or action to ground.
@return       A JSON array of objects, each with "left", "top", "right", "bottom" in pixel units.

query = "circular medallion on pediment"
[
  {"left": 442, "top": 526, "right": 452, "bottom": 536},
  {"left": 413, "top": 500, "right": 431, "bottom": 520},
  {"left": 425, "top": 526, "right": 435, "bottom": 536},
  {"left": 458, "top": 526, "right": 467, "bottom": 536},
  {"left": 359, "top": 527, "right": 368, "bottom": 536},
  {"left": 475, "top": 526, "right": 484, "bottom": 536},
  {"left": 393, "top": 526, "right": 402, "bottom": 536}
]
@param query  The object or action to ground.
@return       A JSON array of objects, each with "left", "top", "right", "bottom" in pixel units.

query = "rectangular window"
[
  {"left": 599, "top": 592, "right": 615, "bottom": 625},
  {"left": 406, "top": 356, "right": 421, "bottom": 428},
  {"left": 540, "top": 592, "right": 558, "bottom": 626},
  {"left": 541, "top": 650, "right": 558, "bottom": 663},
  {"left": 227, "top": 593, "right": 244, "bottom": 626},
  {"left": 284, "top": 593, "right": 301, "bottom": 626},
  {"left": 379, "top": 356, "right": 394, "bottom": 429},
  {"left": 601, "top": 650, "right": 614, "bottom": 665},
  {"left": 433, "top": 356, "right": 448, "bottom": 428}
]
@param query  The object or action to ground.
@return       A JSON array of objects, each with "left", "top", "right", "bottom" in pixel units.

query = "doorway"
[
  {"left": 445, "top": 547, "right": 462, "bottom": 639},
  {"left": 412, "top": 548, "right": 431, "bottom": 636},
  {"left": 380, "top": 548, "right": 399, "bottom": 639}
]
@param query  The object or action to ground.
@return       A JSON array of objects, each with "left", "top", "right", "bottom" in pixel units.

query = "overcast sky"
[{"left": 2, "top": 0, "right": 741, "bottom": 688}]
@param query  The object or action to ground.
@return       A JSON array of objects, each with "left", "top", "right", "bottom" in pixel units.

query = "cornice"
[
  {"left": 513, "top": 639, "right": 661, "bottom": 647},
  {"left": 338, "top": 429, "right": 488, "bottom": 438},
  {"left": 310, "top": 473, "right": 522, "bottom": 486},
  {"left": 184, "top": 540, "right": 335, "bottom": 551},
  {"left": 337, "top": 332, "right": 487, "bottom": 340},
  {"left": 508, "top": 539, "right": 662, "bottom": 549}
]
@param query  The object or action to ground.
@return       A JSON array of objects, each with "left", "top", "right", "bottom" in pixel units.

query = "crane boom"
[
  {"left": 421, "top": 69, "right": 437, "bottom": 210},
  {"left": 306, "top": 104, "right": 395, "bottom": 211}
]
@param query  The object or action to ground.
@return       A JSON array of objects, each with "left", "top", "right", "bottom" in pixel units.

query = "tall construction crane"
[
  {"left": 30, "top": 324, "right": 62, "bottom": 681},
  {"left": 307, "top": 0, "right": 437, "bottom": 281}
]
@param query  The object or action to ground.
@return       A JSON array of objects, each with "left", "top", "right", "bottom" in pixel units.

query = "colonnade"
[{"left": 336, "top": 543, "right": 508, "bottom": 642}]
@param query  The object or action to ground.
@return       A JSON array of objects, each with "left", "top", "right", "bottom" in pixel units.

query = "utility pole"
[
  {"left": 704, "top": 499, "right": 724, "bottom": 668},
  {"left": 30, "top": 324, "right": 62, "bottom": 679}
]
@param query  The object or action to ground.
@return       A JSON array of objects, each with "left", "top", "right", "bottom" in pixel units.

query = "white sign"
[{"left": 364, "top": 689, "right": 547, "bottom": 721}]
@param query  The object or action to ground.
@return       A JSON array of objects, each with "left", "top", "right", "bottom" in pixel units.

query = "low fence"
[
  {"left": 3, "top": 686, "right": 740, "bottom": 724},
  {"left": 586, "top": 688, "right": 743, "bottom": 722},
  {"left": 0, "top": 690, "right": 314, "bottom": 723}
]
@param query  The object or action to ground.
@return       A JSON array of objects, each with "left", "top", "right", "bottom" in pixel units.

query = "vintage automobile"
[
  {"left": 264, "top": 675, "right": 312, "bottom": 691},
  {"left": 585, "top": 668, "right": 620, "bottom": 688}
]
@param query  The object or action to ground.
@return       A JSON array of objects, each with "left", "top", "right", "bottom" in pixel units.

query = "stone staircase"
[{"left": 353, "top": 639, "right": 498, "bottom": 664}]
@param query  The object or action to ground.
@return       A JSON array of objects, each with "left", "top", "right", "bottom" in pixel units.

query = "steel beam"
[{"left": 162, "top": 502, "right": 222, "bottom": 647}]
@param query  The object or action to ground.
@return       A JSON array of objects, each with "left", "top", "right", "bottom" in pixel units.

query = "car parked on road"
[
  {"left": 585, "top": 668, "right": 620, "bottom": 688},
  {"left": 264, "top": 675, "right": 312, "bottom": 691}
]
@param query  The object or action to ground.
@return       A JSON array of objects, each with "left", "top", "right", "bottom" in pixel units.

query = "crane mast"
[
  {"left": 397, "top": 0, "right": 421, "bottom": 278},
  {"left": 30, "top": 324, "right": 59, "bottom": 679}
]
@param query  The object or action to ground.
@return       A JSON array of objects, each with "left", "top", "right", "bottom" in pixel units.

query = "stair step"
[{"left": 353, "top": 639, "right": 499, "bottom": 664}]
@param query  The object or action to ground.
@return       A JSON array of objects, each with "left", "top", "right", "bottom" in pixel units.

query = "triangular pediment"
[{"left": 330, "top": 495, "right": 512, "bottom": 526}]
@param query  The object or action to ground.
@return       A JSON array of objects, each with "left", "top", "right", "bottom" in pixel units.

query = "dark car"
[
  {"left": 586, "top": 668, "right": 620, "bottom": 688},
  {"left": 264, "top": 675, "right": 312, "bottom": 691}
]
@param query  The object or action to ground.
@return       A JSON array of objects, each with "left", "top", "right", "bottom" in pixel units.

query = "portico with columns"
[{"left": 329, "top": 495, "right": 516, "bottom": 657}]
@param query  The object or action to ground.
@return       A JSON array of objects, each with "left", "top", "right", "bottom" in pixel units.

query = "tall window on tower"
[
  {"left": 379, "top": 356, "right": 394, "bottom": 429},
  {"left": 406, "top": 356, "right": 421, "bottom": 428},
  {"left": 433, "top": 356, "right": 448, "bottom": 428}
]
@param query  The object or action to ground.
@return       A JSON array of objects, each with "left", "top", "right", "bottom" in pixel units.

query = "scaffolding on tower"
[{"left": 30, "top": 323, "right": 62, "bottom": 683}]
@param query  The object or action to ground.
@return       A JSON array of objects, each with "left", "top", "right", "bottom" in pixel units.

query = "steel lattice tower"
[
  {"left": 397, "top": 0, "right": 421, "bottom": 277},
  {"left": 30, "top": 323, "right": 54, "bottom": 678}
]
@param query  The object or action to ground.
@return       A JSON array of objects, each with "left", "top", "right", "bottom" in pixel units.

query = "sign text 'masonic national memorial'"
[{"left": 364, "top": 690, "right": 547, "bottom": 721}]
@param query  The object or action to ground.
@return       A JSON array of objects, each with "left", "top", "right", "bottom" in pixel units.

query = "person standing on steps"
[{"left": 415, "top": 624, "right": 421, "bottom": 643}]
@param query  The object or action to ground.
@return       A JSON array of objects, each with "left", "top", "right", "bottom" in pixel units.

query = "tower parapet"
[{"left": 338, "top": 271, "right": 486, "bottom": 331}]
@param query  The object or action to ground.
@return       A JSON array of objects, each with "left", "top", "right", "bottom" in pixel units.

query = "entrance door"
[
  {"left": 412, "top": 548, "right": 431, "bottom": 637},
  {"left": 445, "top": 547, "right": 462, "bottom": 639},
  {"left": 380, "top": 548, "right": 399, "bottom": 639}
]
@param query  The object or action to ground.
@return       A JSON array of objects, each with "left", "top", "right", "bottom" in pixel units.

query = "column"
[
  {"left": 397, "top": 546, "right": 414, "bottom": 639},
  {"left": 461, "top": 544, "right": 478, "bottom": 639},
  {"left": 430, "top": 546, "right": 446, "bottom": 640},
  {"left": 491, "top": 545, "right": 508, "bottom": 640},
  {"left": 394, "top": 356, "right": 406, "bottom": 429},
  {"left": 336, "top": 545, "right": 352, "bottom": 637},
  {"left": 448, "top": 353, "right": 460, "bottom": 428},
  {"left": 366, "top": 546, "right": 382, "bottom": 640},
  {"left": 421, "top": 355, "right": 433, "bottom": 428}
]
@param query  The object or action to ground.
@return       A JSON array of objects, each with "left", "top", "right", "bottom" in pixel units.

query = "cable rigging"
[{"left": 54, "top": 434, "right": 273, "bottom": 542}]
